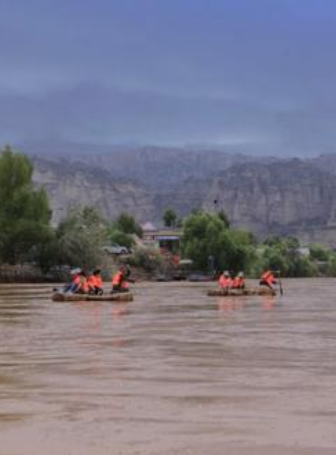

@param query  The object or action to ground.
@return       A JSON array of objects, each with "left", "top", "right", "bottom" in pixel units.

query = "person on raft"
[
  {"left": 88, "top": 269, "right": 104, "bottom": 295},
  {"left": 259, "top": 270, "right": 277, "bottom": 290},
  {"left": 218, "top": 270, "right": 233, "bottom": 292},
  {"left": 75, "top": 270, "right": 90, "bottom": 294},
  {"left": 63, "top": 270, "right": 90, "bottom": 294},
  {"left": 111, "top": 265, "right": 135, "bottom": 293},
  {"left": 232, "top": 271, "right": 245, "bottom": 289},
  {"left": 62, "top": 268, "right": 80, "bottom": 293}
]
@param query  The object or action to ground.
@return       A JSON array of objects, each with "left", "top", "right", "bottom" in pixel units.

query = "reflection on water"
[{"left": 1, "top": 280, "right": 336, "bottom": 454}]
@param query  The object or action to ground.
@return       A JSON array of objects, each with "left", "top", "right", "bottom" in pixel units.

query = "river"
[{"left": 1, "top": 279, "right": 336, "bottom": 454}]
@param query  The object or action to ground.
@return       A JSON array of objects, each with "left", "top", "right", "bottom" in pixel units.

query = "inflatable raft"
[
  {"left": 207, "top": 287, "right": 276, "bottom": 297},
  {"left": 52, "top": 292, "right": 134, "bottom": 302}
]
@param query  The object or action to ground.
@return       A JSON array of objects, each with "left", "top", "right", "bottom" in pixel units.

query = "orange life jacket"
[
  {"left": 112, "top": 271, "right": 122, "bottom": 286},
  {"left": 219, "top": 275, "right": 232, "bottom": 288},
  {"left": 88, "top": 275, "right": 95, "bottom": 288},
  {"left": 88, "top": 274, "right": 103, "bottom": 288},
  {"left": 112, "top": 270, "right": 128, "bottom": 288},
  {"left": 233, "top": 276, "right": 245, "bottom": 288},
  {"left": 73, "top": 275, "right": 89, "bottom": 293},
  {"left": 95, "top": 275, "right": 103, "bottom": 288},
  {"left": 261, "top": 271, "right": 276, "bottom": 285},
  {"left": 261, "top": 271, "right": 271, "bottom": 280}
]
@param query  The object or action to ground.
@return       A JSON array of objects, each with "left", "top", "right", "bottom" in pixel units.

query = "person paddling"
[
  {"left": 111, "top": 265, "right": 134, "bottom": 293},
  {"left": 259, "top": 270, "right": 277, "bottom": 290},
  {"left": 88, "top": 269, "right": 104, "bottom": 295}
]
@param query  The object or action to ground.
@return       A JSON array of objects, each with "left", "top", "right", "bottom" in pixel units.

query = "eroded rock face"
[
  {"left": 26, "top": 141, "right": 258, "bottom": 191},
  {"left": 31, "top": 152, "right": 336, "bottom": 245},
  {"left": 33, "top": 158, "right": 155, "bottom": 225},
  {"left": 202, "top": 159, "right": 336, "bottom": 235},
  {"left": 151, "top": 158, "right": 336, "bottom": 244}
]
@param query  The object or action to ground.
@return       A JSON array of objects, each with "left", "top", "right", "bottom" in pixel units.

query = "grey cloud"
[
  {"left": 1, "top": 0, "right": 336, "bottom": 155},
  {"left": 0, "top": 81, "right": 295, "bottom": 156}
]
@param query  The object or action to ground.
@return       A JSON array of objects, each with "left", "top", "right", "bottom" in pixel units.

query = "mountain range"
[{"left": 18, "top": 140, "right": 336, "bottom": 247}]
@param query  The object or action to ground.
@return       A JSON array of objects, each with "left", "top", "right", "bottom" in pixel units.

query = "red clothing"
[
  {"left": 219, "top": 275, "right": 232, "bottom": 288},
  {"left": 112, "top": 270, "right": 128, "bottom": 289},
  {"left": 232, "top": 276, "right": 245, "bottom": 289},
  {"left": 80, "top": 276, "right": 90, "bottom": 293},
  {"left": 73, "top": 274, "right": 89, "bottom": 293},
  {"left": 261, "top": 271, "right": 276, "bottom": 287},
  {"left": 88, "top": 274, "right": 103, "bottom": 288}
]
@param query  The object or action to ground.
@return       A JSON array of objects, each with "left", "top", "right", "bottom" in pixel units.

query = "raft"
[
  {"left": 52, "top": 292, "right": 134, "bottom": 302},
  {"left": 207, "top": 287, "right": 276, "bottom": 297}
]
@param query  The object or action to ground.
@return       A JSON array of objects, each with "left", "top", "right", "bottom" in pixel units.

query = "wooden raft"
[
  {"left": 52, "top": 292, "right": 134, "bottom": 302},
  {"left": 207, "top": 287, "right": 276, "bottom": 297}
]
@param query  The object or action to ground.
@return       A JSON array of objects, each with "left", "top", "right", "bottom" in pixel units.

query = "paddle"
[
  {"left": 279, "top": 278, "right": 283, "bottom": 296},
  {"left": 276, "top": 271, "right": 283, "bottom": 296}
]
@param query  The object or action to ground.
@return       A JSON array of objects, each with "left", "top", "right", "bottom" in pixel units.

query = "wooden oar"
[{"left": 278, "top": 275, "right": 283, "bottom": 296}]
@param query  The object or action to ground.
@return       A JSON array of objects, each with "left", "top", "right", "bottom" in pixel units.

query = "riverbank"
[
  {"left": 0, "top": 263, "right": 155, "bottom": 283},
  {"left": 0, "top": 264, "right": 46, "bottom": 283}
]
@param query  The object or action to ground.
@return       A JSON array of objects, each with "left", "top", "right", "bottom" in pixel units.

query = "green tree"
[
  {"left": 262, "top": 246, "right": 289, "bottom": 275},
  {"left": 263, "top": 235, "right": 283, "bottom": 247},
  {"left": 285, "top": 236, "right": 300, "bottom": 250},
  {"left": 114, "top": 213, "right": 143, "bottom": 237},
  {"left": 0, "top": 145, "right": 53, "bottom": 264},
  {"left": 163, "top": 209, "right": 178, "bottom": 227},
  {"left": 107, "top": 212, "right": 142, "bottom": 249},
  {"left": 326, "top": 254, "right": 336, "bottom": 276},
  {"left": 56, "top": 205, "right": 108, "bottom": 269},
  {"left": 181, "top": 211, "right": 252, "bottom": 273},
  {"left": 128, "top": 247, "right": 163, "bottom": 272},
  {"left": 309, "top": 244, "right": 329, "bottom": 262},
  {"left": 217, "top": 209, "right": 230, "bottom": 228},
  {"left": 109, "top": 229, "right": 134, "bottom": 249},
  {"left": 289, "top": 256, "right": 317, "bottom": 277},
  {"left": 258, "top": 236, "right": 319, "bottom": 278}
]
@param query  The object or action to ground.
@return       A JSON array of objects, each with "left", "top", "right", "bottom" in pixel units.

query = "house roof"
[{"left": 141, "top": 222, "right": 157, "bottom": 231}]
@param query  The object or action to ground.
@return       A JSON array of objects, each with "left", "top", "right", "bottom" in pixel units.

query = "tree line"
[{"left": 1, "top": 145, "right": 336, "bottom": 278}]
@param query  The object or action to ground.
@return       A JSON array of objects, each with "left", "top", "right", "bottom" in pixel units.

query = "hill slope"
[{"left": 27, "top": 144, "right": 336, "bottom": 246}]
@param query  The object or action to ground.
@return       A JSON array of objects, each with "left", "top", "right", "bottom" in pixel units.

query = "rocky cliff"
[
  {"left": 30, "top": 146, "right": 336, "bottom": 246},
  {"left": 32, "top": 157, "right": 155, "bottom": 225},
  {"left": 25, "top": 141, "right": 263, "bottom": 191},
  {"left": 198, "top": 159, "right": 336, "bottom": 236},
  {"left": 154, "top": 159, "right": 336, "bottom": 234}
]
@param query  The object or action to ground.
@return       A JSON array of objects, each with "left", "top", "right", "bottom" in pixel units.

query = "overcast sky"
[{"left": 1, "top": 0, "right": 336, "bottom": 156}]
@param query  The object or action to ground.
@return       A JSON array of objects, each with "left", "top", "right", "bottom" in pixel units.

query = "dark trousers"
[
  {"left": 259, "top": 280, "right": 273, "bottom": 289},
  {"left": 112, "top": 285, "right": 129, "bottom": 293},
  {"left": 90, "top": 286, "right": 103, "bottom": 295}
]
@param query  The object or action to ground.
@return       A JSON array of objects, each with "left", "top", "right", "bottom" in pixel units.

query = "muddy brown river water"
[{"left": 1, "top": 279, "right": 336, "bottom": 455}]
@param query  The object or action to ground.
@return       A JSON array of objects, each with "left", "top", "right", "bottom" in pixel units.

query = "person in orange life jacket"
[
  {"left": 63, "top": 270, "right": 82, "bottom": 294},
  {"left": 218, "top": 271, "right": 233, "bottom": 290},
  {"left": 259, "top": 270, "right": 277, "bottom": 289},
  {"left": 88, "top": 269, "right": 104, "bottom": 295},
  {"left": 63, "top": 267, "right": 81, "bottom": 293},
  {"left": 232, "top": 271, "right": 245, "bottom": 289},
  {"left": 111, "top": 265, "right": 134, "bottom": 293},
  {"left": 70, "top": 270, "right": 89, "bottom": 294}
]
